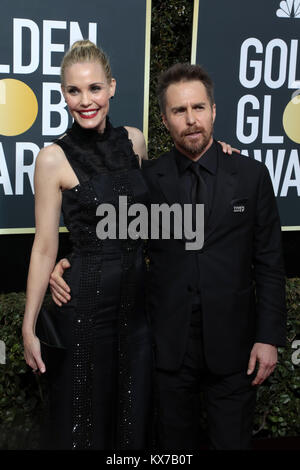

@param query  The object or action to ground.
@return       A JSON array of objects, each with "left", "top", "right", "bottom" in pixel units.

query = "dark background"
[
  {"left": 195, "top": 0, "right": 300, "bottom": 228},
  {"left": 0, "top": 0, "right": 147, "bottom": 229}
]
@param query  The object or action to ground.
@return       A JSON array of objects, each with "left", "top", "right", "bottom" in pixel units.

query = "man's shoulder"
[{"left": 216, "top": 142, "right": 266, "bottom": 174}]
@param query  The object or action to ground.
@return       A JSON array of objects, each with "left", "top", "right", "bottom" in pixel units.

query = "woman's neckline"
[{"left": 69, "top": 116, "right": 112, "bottom": 144}]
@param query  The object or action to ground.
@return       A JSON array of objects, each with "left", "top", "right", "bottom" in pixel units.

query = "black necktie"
[{"left": 189, "top": 161, "right": 209, "bottom": 226}]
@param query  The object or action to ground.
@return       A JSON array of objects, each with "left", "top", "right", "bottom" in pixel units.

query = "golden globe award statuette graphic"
[
  {"left": 283, "top": 96, "right": 300, "bottom": 144},
  {"left": 0, "top": 79, "right": 38, "bottom": 136}
]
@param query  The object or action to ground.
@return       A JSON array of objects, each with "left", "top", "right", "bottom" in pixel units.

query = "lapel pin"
[{"left": 233, "top": 205, "right": 245, "bottom": 213}]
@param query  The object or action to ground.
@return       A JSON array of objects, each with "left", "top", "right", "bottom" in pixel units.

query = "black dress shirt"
[
  {"left": 174, "top": 140, "right": 218, "bottom": 211},
  {"left": 174, "top": 140, "right": 219, "bottom": 324}
]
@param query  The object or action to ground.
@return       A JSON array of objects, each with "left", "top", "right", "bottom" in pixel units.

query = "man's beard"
[{"left": 177, "top": 123, "right": 213, "bottom": 157}]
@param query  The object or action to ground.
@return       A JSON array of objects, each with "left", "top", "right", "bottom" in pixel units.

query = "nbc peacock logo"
[{"left": 276, "top": 0, "right": 300, "bottom": 17}]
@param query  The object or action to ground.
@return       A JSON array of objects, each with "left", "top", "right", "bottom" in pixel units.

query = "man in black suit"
[
  {"left": 49, "top": 63, "right": 286, "bottom": 450},
  {"left": 141, "top": 63, "right": 286, "bottom": 450}
]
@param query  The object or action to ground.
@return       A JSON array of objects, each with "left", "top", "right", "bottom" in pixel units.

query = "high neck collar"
[{"left": 69, "top": 116, "right": 112, "bottom": 145}]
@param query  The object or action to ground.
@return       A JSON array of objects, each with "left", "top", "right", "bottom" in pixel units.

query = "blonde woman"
[{"left": 22, "top": 40, "right": 152, "bottom": 450}]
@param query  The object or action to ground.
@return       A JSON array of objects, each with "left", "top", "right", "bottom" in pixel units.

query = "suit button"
[{"left": 187, "top": 285, "right": 194, "bottom": 293}]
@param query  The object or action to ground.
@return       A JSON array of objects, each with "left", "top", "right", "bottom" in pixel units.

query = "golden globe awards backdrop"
[
  {"left": 0, "top": 0, "right": 151, "bottom": 233},
  {"left": 192, "top": 0, "right": 300, "bottom": 229}
]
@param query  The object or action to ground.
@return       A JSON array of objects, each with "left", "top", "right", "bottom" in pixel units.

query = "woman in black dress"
[{"left": 22, "top": 40, "right": 152, "bottom": 450}]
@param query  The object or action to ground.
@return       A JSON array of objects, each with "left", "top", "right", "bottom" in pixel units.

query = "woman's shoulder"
[
  {"left": 124, "top": 126, "right": 145, "bottom": 143},
  {"left": 35, "top": 142, "right": 67, "bottom": 171},
  {"left": 124, "top": 126, "right": 147, "bottom": 162}
]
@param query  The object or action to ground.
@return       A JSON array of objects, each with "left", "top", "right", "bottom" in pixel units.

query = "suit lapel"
[
  {"left": 149, "top": 145, "right": 238, "bottom": 246},
  {"left": 153, "top": 150, "right": 188, "bottom": 243},
  {"left": 204, "top": 144, "right": 238, "bottom": 243},
  {"left": 155, "top": 150, "right": 187, "bottom": 206}
]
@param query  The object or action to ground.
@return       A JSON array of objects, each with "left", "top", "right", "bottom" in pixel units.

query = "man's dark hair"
[{"left": 157, "top": 63, "right": 215, "bottom": 114}]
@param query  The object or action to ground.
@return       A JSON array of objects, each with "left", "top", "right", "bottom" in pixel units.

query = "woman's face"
[{"left": 62, "top": 61, "right": 116, "bottom": 133}]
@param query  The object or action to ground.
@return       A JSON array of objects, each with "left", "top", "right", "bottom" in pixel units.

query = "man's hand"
[
  {"left": 247, "top": 342, "right": 278, "bottom": 386},
  {"left": 49, "top": 258, "right": 71, "bottom": 306},
  {"left": 218, "top": 141, "right": 240, "bottom": 155}
]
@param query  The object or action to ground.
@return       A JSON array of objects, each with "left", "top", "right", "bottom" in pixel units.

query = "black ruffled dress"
[{"left": 38, "top": 118, "right": 152, "bottom": 450}]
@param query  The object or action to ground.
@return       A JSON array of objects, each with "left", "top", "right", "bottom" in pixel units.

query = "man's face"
[{"left": 162, "top": 80, "right": 216, "bottom": 160}]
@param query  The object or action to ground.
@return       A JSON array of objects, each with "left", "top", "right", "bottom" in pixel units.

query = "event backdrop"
[
  {"left": 192, "top": 0, "right": 300, "bottom": 229},
  {"left": 0, "top": 0, "right": 151, "bottom": 233}
]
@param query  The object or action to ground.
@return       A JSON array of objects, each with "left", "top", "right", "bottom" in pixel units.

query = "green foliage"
[
  {"left": 253, "top": 278, "right": 300, "bottom": 439},
  {"left": 0, "top": 293, "right": 45, "bottom": 449},
  {"left": 148, "top": 0, "right": 193, "bottom": 159}
]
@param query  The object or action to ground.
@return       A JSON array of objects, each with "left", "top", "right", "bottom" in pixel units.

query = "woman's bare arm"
[{"left": 22, "top": 145, "right": 63, "bottom": 372}]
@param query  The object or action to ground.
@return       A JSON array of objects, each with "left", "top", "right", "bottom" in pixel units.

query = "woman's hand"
[
  {"left": 23, "top": 331, "right": 46, "bottom": 374},
  {"left": 218, "top": 141, "right": 240, "bottom": 155}
]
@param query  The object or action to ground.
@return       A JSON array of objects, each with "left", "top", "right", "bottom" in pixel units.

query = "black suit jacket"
[{"left": 142, "top": 141, "right": 286, "bottom": 375}]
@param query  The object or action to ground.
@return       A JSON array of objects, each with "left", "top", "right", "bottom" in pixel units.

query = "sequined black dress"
[{"left": 39, "top": 119, "right": 152, "bottom": 450}]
